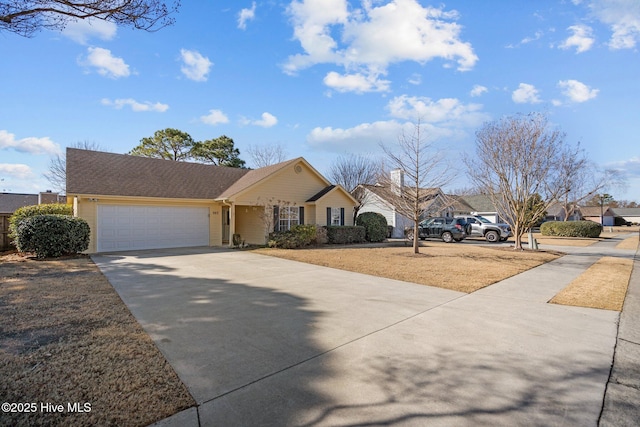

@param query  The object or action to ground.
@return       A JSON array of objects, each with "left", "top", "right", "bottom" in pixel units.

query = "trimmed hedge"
[
  {"left": 9, "top": 203, "right": 72, "bottom": 239},
  {"left": 325, "top": 226, "right": 366, "bottom": 244},
  {"left": 540, "top": 220, "right": 602, "bottom": 238},
  {"left": 15, "top": 214, "right": 90, "bottom": 258},
  {"left": 356, "top": 212, "right": 388, "bottom": 243},
  {"left": 268, "top": 224, "right": 318, "bottom": 249}
]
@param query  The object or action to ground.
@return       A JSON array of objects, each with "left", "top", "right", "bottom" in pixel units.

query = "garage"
[{"left": 97, "top": 205, "right": 209, "bottom": 252}]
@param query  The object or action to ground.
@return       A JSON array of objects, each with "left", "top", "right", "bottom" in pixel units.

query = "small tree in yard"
[
  {"left": 466, "top": 112, "right": 579, "bottom": 250},
  {"left": 380, "top": 121, "right": 454, "bottom": 254}
]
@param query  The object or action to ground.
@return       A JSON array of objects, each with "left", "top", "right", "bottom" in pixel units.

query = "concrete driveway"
[{"left": 92, "top": 245, "right": 622, "bottom": 426}]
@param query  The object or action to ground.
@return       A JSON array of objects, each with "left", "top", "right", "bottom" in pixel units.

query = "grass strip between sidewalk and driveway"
[
  {"left": 615, "top": 235, "right": 640, "bottom": 251},
  {"left": 549, "top": 256, "right": 634, "bottom": 311},
  {"left": 0, "top": 254, "right": 195, "bottom": 427},
  {"left": 253, "top": 243, "right": 561, "bottom": 294}
]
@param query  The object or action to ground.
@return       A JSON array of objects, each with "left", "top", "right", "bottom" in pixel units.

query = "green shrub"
[
  {"left": 325, "top": 226, "right": 366, "bottom": 244},
  {"left": 356, "top": 212, "right": 388, "bottom": 243},
  {"left": 268, "top": 224, "right": 318, "bottom": 249},
  {"left": 540, "top": 220, "right": 602, "bottom": 238},
  {"left": 9, "top": 203, "right": 72, "bottom": 240},
  {"left": 15, "top": 214, "right": 90, "bottom": 258}
]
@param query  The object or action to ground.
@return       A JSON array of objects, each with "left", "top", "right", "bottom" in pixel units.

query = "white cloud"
[
  {"left": 253, "top": 112, "right": 278, "bottom": 128},
  {"left": 387, "top": 95, "right": 490, "bottom": 127},
  {"left": 512, "top": 83, "right": 542, "bottom": 104},
  {"left": 408, "top": 73, "right": 422, "bottom": 85},
  {"left": 240, "top": 112, "right": 279, "bottom": 127},
  {"left": 521, "top": 30, "right": 544, "bottom": 45},
  {"left": 587, "top": 0, "right": 640, "bottom": 49},
  {"left": 180, "top": 49, "right": 213, "bottom": 82},
  {"left": 285, "top": 0, "right": 477, "bottom": 93},
  {"left": 307, "top": 94, "right": 489, "bottom": 153},
  {"left": 559, "top": 24, "right": 595, "bottom": 53},
  {"left": 307, "top": 120, "right": 406, "bottom": 152},
  {"left": 101, "top": 98, "right": 169, "bottom": 112},
  {"left": 608, "top": 156, "right": 640, "bottom": 177},
  {"left": 238, "top": 2, "right": 257, "bottom": 30},
  {"left": 200, "top": 109, "right": 229, "bottom": 125},
  {"left": 62, "top": 19, "right": 117, "bottom": 44},
  {"left": 0, "top": 130, "right": 61, "bottom": 155},
  {"left": 81, "top": 47, "right": 130, "bottom": 78},
  {"left": 0, "top": 163, "right": 33, "bottom": 180},
  {"left": 323, "top": 71, "right": 390, "bottom": 93},
  {"left": 557, "top": 79, "right": 599, "bottom": 102},
  {"left": 470, "top": 85, "right": 488, "bottom": 97}
]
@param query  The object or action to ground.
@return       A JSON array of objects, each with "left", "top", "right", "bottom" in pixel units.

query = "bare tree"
[
  {"left": 246, "top": 144, "right": 288, "bottom": 168},
  {"left": 379, "top": 121, "right": 454, "bottom": 254},
  {"left": 557, "top": 148, "right": 625, "bottom": 221},
  {"left": 465, "top": 112, "right": 577, "bottom": 250},
  {"left": 328, "top": 154, "right": 380, "bottom": 222},
  {"left": 44, "top": 140, "right": 105, "bottom": 193},
  {"left": 1, "top": 0, "right": 179, "bottom": 37}
]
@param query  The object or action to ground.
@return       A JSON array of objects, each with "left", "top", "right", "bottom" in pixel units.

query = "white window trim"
[{"left": 279, "top": 206, "right": 300, "bottom": 231}]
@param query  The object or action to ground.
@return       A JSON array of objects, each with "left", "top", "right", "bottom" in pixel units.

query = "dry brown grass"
[
  {"left": 616, "top": 235, "right": 640, "bottom": 251},
  {"left": 523, "top": 233, "right": 597, "bottom": 247},
  {"left": 253, "top": 243, "right": 561, "bottom": 293},
  {"left": 549, "top": 256, "right": 633, "bottom": 311},
  {"left": 0, "top": 254, "right": 194, "bottom": 427}
]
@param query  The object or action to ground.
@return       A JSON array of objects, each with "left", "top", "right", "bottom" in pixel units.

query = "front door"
[{"left": 222, "top": 206, "right": 230, "bottom": 243}]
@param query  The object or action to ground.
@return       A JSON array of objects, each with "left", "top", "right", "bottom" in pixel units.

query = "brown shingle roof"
[
  {"left": 306, "top": 185, "right": 336, "bottom": 202},
  {"left": 579, "top": 206, "right": 614, "bottom": 217},
  {"left": 66, "top": 148, "right": 250, "bottom": 199},
  {"left": 0, "top": 193, "right": 38, "bottom": 214}
]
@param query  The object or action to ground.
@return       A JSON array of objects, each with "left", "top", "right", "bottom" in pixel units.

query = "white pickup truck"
[{"left": 455, "top": 215, "right": 512, "bottom": 242}]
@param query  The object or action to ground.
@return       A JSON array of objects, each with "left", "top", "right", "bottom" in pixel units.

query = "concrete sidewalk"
[
  {"left": 600, "top": 234, "right": 640, "bottom": 426},
  {"left": 91, "top": 235, "right": 636, "bottom": 427}
]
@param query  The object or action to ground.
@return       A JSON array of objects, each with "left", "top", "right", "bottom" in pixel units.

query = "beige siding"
[
  {"left": 70, "top": 195, "right": 221, "bottom": 253},
  {"left": 235, "top": 205, "right": 267, "bottom": 245},
  {"left": 234, "top": 161, "right": 328, "bottom": 207},
  {"left": 304, "top": 203, "right": 316, "bottom": 225},
  {"left": 314, "top": 190, "right": 356, "bottom": 226}
]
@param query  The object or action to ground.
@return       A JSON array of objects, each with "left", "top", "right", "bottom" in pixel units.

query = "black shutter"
[
  {"left": 299, "top": 207, "right": 304, "bottom": 224},
  {"left": 340, "top": 208, "right": 345, "bottom": 226},
  {"left": 273, "top": 206, "right": 279, "bottom": 232},
  {"left": 326, "top": 207, "right": 332, "bottom": 226}
]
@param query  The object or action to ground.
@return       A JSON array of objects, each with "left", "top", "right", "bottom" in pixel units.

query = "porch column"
[{"left": 228, "top": 203, "right": 236, "bottom": 248}]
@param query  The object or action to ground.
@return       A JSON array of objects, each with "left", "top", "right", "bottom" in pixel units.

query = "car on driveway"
[
  {"left": 406, "top": 217, "right": 469, "bottom": 243},
  {"left": 455, "top": 215, "right": 511, "bottom": 242}
]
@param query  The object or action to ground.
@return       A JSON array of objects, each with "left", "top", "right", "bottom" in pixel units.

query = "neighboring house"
[
  {"left": 355, "top": 170, "right": 452, "bottom": 238},
  {"left": 579, "top": 206, "right": 615, "bottom": 226},
  {"left": 0, "top": 191, "right": 65, "bottom": 250},
  {"left": 66, "top": 148, "right": 357, "bottom": 253},
  {"left": 457, "top": 194, "right": 507, "bottom": 224},
  {"left": 610, "top": 208, "right": 640, "bottom": 225},
  {"left": 545, "top": 202, "right": 582, "bottom": 222}
]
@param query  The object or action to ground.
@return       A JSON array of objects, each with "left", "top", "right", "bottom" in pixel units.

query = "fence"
[{"left": 1, "top": 214, "right": 13, "bottom": 251}]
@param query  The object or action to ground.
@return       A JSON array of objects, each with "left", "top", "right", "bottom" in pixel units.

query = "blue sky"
[{"left": 1, "top": 0, "right": 639, "bottom": 202}]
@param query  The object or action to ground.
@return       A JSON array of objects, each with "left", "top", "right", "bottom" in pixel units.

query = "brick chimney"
[{"left": 38, "top": 190, "right": 59, "bottom": 205}]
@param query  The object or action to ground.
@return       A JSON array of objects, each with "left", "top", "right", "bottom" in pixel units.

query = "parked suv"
[
  {"left": 406, "top": 217, "right": 469, "bottom": 243},
  {"left": 455, "top": 215, "right": 511, "bottom": 242}
]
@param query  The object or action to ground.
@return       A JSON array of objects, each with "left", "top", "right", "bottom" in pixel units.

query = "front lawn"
[
  {"left": 0, "top": 254, "right": 195, "bottom": 427},
  {"left": 253, "top": 242, "right": 561, "bottom": 293}
]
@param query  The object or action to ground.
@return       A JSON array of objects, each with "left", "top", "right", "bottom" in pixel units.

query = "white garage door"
[{"left": 97, "top": 205, "right": 209, "bottom": 252}]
